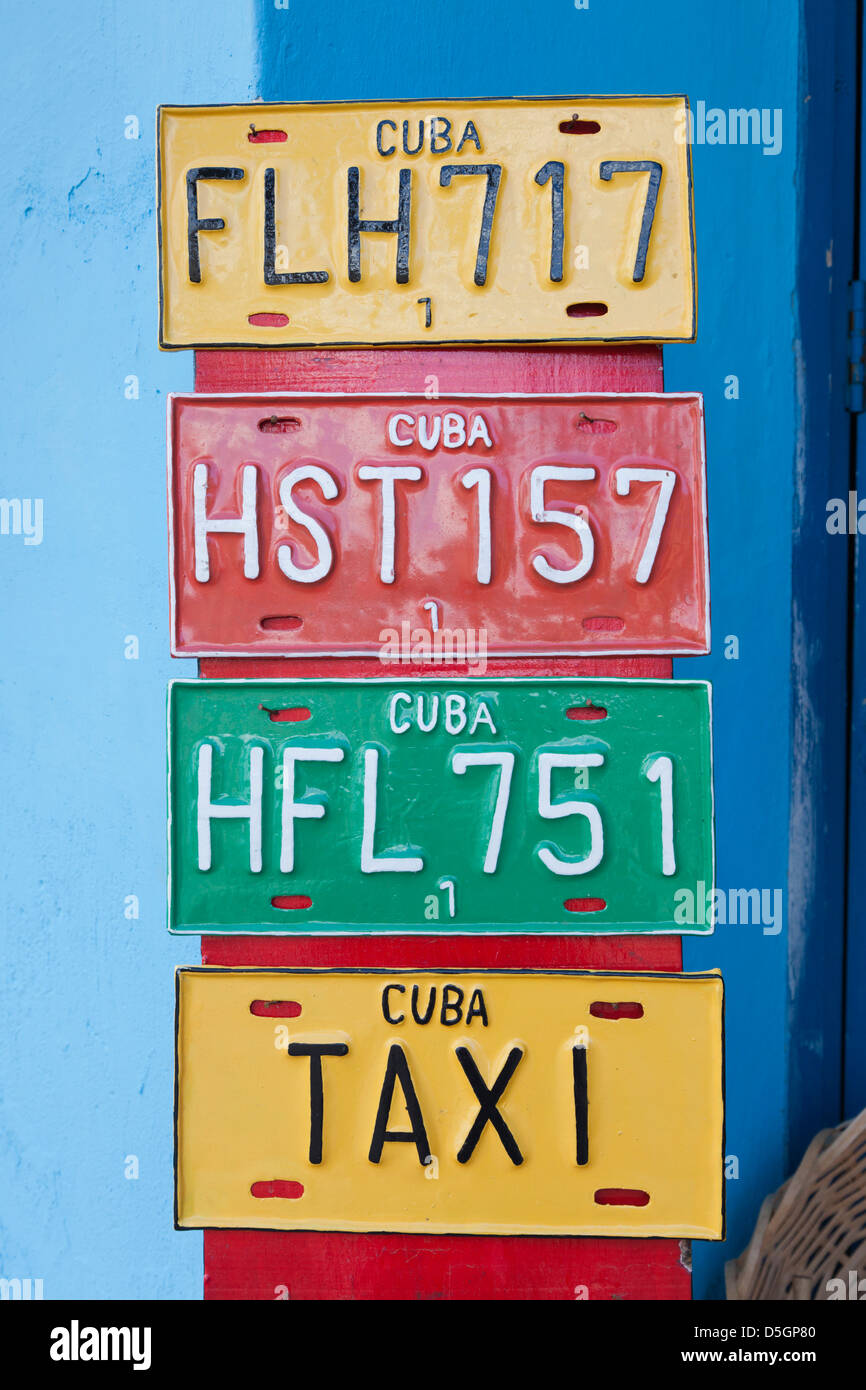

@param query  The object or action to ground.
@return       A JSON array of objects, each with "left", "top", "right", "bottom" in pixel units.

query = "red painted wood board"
[
  {"left": 199, "top": 655, "right": 673, "bottom": 680},
  {"left": 202, "top": 935, "right": 682, "bottom": 971},
  {"left": 195, "top": 345, "right": 690, "bottom": 1299},
  {"left": 203, "top": 1231, "right": 690, "bottom": 1301},
  {"left": 194, "top": 346, "right": 665, "bottom": 396}
]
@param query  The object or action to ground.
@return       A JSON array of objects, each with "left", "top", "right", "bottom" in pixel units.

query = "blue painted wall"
[
  {"left": 0, "top": 0, "right": 255, "bottom": 1298},
  {"left": 0, "top": 0, "right": 839, "bottom": 1301}
]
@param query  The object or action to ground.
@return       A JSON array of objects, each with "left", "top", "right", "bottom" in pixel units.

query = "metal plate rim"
[
  {"left": 166, "top": 676, "right": 715, "bottom": 937},
  {"left": 174, "top": 964, "right": 724, "bottom": 1239},
  {"left": 157, "top": 97, "right": 697, "bottom": 348},
  {"left": 168, "top": 392, "right": 709, "bottom": 657}
]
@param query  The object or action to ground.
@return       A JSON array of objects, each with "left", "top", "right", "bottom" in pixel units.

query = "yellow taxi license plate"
[
  {"left": 175, "top": 968, "right": 723, "bottom": 1238},
  {"left": 158, "top": 98, "right": 696, "bottom": 348}
]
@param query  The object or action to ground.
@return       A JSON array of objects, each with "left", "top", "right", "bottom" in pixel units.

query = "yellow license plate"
[
  {"left": 175, "top": 968, "right": 723, "bottom": 1238},
  {"left": 158, "top": 98, "right": 696, "bottom": 348}
]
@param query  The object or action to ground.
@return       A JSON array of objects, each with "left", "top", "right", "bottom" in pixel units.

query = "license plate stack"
[{"left": 156, "top": 98, "right": 723, "bottom": 1294}]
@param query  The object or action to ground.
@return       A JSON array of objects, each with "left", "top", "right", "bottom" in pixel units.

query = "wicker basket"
[{"left": 726, "top": 1108, "right": 866, "bottom": 1300}]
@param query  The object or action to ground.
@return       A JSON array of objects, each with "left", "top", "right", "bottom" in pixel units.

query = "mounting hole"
[
  {"left": 589, "top": 1001, "right": 644, "bottom": 1020},
  {"left": 258, "top": 416, "right": 302, "bottom": 433},
  {"left": 559, "top": 117, "right": 601, "bottom": 135},
  {"left": 248, "top": 312, "right": 290, "bottom": 327},
  {"left": 566, "top": 302, "right": 609, "bottom": 318},
  {"left": 576, "top": 413, "right": 617, "bottom": 434},
  {"left": 251, "top": 1180, "right": 304, "bottom": 1199},
  {"left": 250, "top": 1000, "right": 302, "bottom": 1017},
  {"left": 260, "top": 616, "right": 304, "bottom": 632},
  {"left": 594, "top": 1188, "right": 650, "bottom": 1207},
  {"left": 260, "top": 704, "right": 311, "bottom": 722},
  {"left": 566, "top": 703, "right": 608, "bottom": 720}
]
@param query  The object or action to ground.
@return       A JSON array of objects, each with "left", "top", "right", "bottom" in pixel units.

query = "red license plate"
[{"left": 169, "top": 393, "right": 708, "bottom": 658}]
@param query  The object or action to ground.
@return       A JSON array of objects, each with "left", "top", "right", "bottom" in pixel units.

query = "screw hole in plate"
[
  {"left": 589, "top": 1001, "right": 644, "bottom": 1020},
  {"left": 559, "top": 117, "right": 601, "bottom": 135},
  {"left": 260, "top": 616, "right": 304, "bottom": 632},
  {"left": 566, "top": 702, "right": 608, "bottom": 720},
  {"left": 566, "top": 302, "right": 609, "bottom": 318},
  {"left": 248, "top": 312, "right": 290, "bottom": 327},
  {"left": 594, "top": 1188, "right": 649, "bottom": 1207},
  {"left": 250, "top": 1000, "right": 302, "bottom": 1018},
  {"left": 260, "top": 704, "right": 311, "bottom": 722},
  {"left": 251, "top": 1180, "right": 304, "bottom": 1199},
  {"left": 258, "top": 416, "right": 302, "bottom": 433},
  {"left": 565, "top": 897, "right": 607, "bottom": 912},
  {"left": 248, "top": 126, "right": 288, "bottom": 143},
  {"left": 576, "top": 412, "right": 618, "bottom": 434},
  {"left": 271, "top": 895, "right": 312, "bottom": 910}
]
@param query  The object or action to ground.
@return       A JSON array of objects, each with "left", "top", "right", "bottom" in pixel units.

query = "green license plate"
[{"left": 168, "top": 678, "right": 714, "bottom": 935}]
